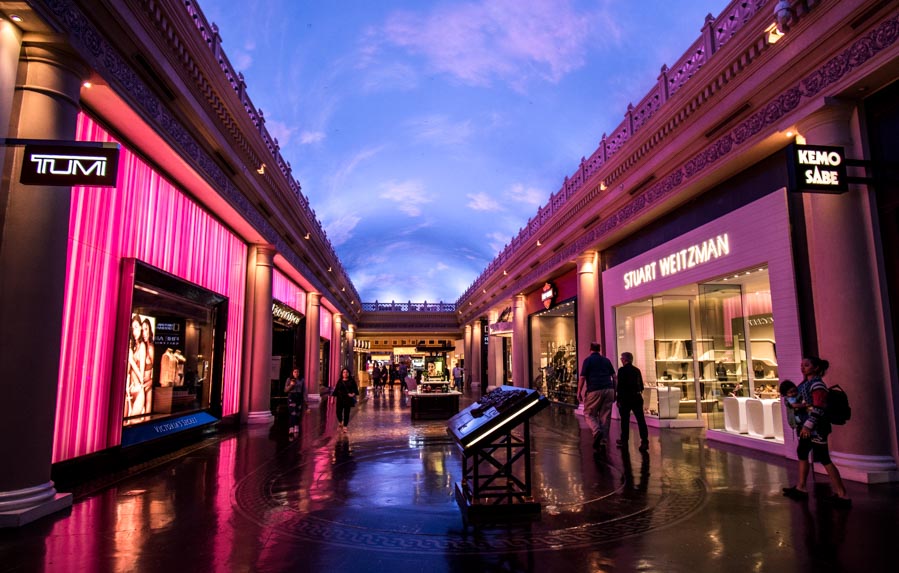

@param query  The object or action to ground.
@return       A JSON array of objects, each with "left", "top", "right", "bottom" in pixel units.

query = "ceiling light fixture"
[
  {"left": 303, "top": 232, "right": 311, "bottom": 240},
  {"left": 256, "top": 163, "right": 266, "bottom": 175},
  {"left": 10, "top": 14, "right": 23, "bottom": 22},
  {"left": 82, "top": 81, "right": 93, "bottom": 89},
  {"left": 536, "top": 240, "right": 542, "bottom": 247}
]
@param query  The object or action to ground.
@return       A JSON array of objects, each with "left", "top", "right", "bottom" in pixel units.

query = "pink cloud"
[{"left": 381, "top": 0, "right": 599, "bottom": 87}]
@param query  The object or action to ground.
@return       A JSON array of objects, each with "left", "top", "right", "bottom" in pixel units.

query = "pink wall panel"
[
  {"left": 272, "top": 269, "right": 306, "bottom": 314},
  {"left": 53, "top": 114, "right": 248, "bottom": 462},
  {"left": 320, "top": 308, "right": 332, "bottom": 341}
]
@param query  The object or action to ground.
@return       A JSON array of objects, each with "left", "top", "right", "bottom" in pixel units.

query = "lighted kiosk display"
[
  {"left": 410, "top": 382, "right": 460, "bottom": 420},
  {"left": 447, "top": 386, "right": 549, "bottom": 523}
]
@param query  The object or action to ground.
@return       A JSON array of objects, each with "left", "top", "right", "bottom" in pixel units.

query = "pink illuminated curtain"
[
  {"left": 53, "top": 113, "right": 247, "bottom": 462},
  {"left": 272, "top": 269, "right": 306, "bottom": 314},
  {"left": 722, "top": 290, "right": 772, "bottom": 343},
  {"left": 320, "top": 308, "right": 332, "bottom": 340}
]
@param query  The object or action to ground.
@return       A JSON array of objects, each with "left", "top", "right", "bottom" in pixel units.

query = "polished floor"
[{"left": 2, "top": 387, "right": 898, "bottom": 573}]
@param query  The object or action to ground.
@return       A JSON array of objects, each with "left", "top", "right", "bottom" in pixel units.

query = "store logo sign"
[
  {"left": 541, "top": 282, "right": 557, "bottom": 310},
  {"left": 20, "top": 143, "right": 120, "bottom": 187},
  {"left": 272, "top": 301, "right": 302, "bottom": 325},
  {"left": 790, "top": 144, "right": 848, "bottom": 193},
  {"left": 624, "top": 233, "right": 731, "bottom": 290}
]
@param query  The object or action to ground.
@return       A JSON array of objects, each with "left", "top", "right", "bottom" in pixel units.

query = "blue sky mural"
[{"left": 206, "top": 0, "right": 725, "bottom": 303}]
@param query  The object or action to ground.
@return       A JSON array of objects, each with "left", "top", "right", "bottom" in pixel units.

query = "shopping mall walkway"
[{"left": 2, "top": 388, "right": 898, "bottom": 573}]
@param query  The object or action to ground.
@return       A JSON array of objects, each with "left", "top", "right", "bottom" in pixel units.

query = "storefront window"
[
  {"left": 614, "top": 267, "right": 779, "bottom": 439},
  {"left": 123, "top": 261, "right": 226, "bottom": 427},
  {"left": 530, "top": 299, "right": 577, "bottom": 406}
]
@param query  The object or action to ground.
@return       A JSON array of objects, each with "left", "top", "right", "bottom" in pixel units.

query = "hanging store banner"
[
  {"left": 19, "top": 142, "right": 120, "bottom": 187},
  {"left": 788, "top": 144, "right": 848, "bottom": 194}
]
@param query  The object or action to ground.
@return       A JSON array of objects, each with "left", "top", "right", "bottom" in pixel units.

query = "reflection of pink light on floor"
[{"left": 53, "top": 113, "right": 248, "bottom": 462}]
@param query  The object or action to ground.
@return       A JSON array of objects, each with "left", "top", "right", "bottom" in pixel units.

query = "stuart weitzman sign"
[{"left": 20, "top": 143, "right": 120, "bottom": 187}]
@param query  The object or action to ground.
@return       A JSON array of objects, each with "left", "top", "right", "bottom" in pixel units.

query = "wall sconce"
[{"left": 766, "top": 22, "right": 785, "bottom": 44}]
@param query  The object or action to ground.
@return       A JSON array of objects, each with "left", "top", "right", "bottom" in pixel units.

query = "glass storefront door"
[
  {"left": 613, "top": 266, "right": 781, "bottom": 438},
  {"left": 530, "top": 298, "right": 577, "bottom": 406}
]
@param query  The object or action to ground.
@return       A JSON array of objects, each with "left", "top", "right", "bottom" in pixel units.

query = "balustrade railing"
[{"left": 362, "top": 301, "right": 457, "bottom": 313}]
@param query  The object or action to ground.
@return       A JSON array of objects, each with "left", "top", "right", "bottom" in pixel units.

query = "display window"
[
  {"left": 615, "top": 266, "right": 783, "bottom": 441},
  {"left": 121, "top": 260, "right": 226, "bottom": 428},
  {"left": 529, "top": 298, "right": 578, "bottom": 406}
]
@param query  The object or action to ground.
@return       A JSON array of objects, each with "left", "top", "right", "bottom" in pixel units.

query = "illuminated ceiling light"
[
  {"left": 600, "top": 181, "right": 607, "bottom": 191},
  {"left": 9, "top": 14, "right": 23, "bottom": 22},
  {"left": 536, "top": 240, "right": 542, "bottom": 247},
  {"left": 327, "top": 266, "right": 332, "bottom": 272},
  {"left": 303, "top": 232, "right": 311, "bottom": 240},
  {"left": 503, "top": 270, "right": 508, "bottom": 275},
  {"left": 786, "top": 131, "right": 794, "bottom": 138},
  {"left": 341, "top": 287, "right": 346, "bottom": 291},
  {"left": 765, "top": 22, "right": 785, "bottom": 44},
  {"left": 256, "top": 163, "right": 266, "bottom": 175},
  {"left": 82, "top": 81, "right": 93, "bottom": 89},
  {"left": 482, "top": 289, "right": 487, "bottom": 294}
]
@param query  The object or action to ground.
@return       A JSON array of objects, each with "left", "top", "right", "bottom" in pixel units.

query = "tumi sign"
[
  {"left": 788, "top": 144, "right": 848, "bottom": 194},
  {"left": 20, "top": 143, "right": 120, "bottom": 187}
]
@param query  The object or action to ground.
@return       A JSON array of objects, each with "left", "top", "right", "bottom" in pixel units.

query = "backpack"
[{"left": 826, "top": 384, "right": 851, "bottom": 425}]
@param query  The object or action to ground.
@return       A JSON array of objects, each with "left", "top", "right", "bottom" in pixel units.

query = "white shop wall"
[{"left": 602, "top": 189, "right": 803, "bottom": 392}]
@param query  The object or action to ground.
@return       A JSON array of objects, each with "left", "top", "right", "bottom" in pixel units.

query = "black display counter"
[
  {"left": 446, "top": 385, "right": 549, "bottom": 524},
  {"left": 410, "top": 391, "right": 460, "bottom": 420}
]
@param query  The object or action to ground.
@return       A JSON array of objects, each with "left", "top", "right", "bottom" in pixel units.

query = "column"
[
  {"left": 346, "top": 324, "right": 355, "bottom": 374},
  {"left": 244, "top": 245, "right": 276, "bottom": 425},
  {"left": 305, "top": 293, "right": 322, "bottom": 401},
  {"left": 471, "top": 319, "right": 483, "bottom": 392},
  {"left": 330, "top": 314, "right": 343, "bottom": 387},
  {"left": 463, "top": 324, "right": 472, "bottom": 389},
  {"left": 486, "top": 310, "right": 501, "bottom": 389},
  {"left": 577, "top": 251, "right": 599, "bottom": 365},
  {"left": 799, "top": 102, "right": 898, "bottom": 482},
  {"left": 0, "top": 37, "right": 88, "bottom": 526},
  {"left": 512, "top": 295, "right": 528, "bottom": 388}
]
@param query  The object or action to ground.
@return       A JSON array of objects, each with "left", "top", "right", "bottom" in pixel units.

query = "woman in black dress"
[{"left": 334, "top": 367, "right": 359, "bottom": 433}]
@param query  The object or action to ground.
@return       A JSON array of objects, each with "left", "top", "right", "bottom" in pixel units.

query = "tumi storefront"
[
  {"left": 52, "top": 113, "right": 248, "bottom": 462},
  {"left": 602, "top": 188, "right": 804, "bottom": 455}
]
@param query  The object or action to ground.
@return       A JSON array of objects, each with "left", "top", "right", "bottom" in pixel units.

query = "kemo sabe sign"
[
  {"left": 20, "top": 142, "right": 120, "bottom": 187},
  {"left": 789, "top": 144, "right": 848, "bottom": 194}
]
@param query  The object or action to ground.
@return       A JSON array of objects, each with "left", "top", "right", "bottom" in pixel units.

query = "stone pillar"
[
  {"left": 471, "top": 319, "right": 483, "bottom": 392},
  {"left": 799, "top": 102, "right": 898, "bottom": 483},
  {"left": 577, "top": 251, "right": 599, "bottom": 365},
  {"left": 576, "top": 251, "right": 601, "bottom": 416},
  {"left": 330, "top": 314, "right": 343, "bottom": 387},
  {"left": 463, "top": 324, "right": 472, "bottom": 389},
  {"left": 486, "top": 310, "right": 501, "bottom": 389},
  {"left": 244, "top": 245, "right": 276, "bottom": 425},
  {"left": 346, "top": 324, "right": 355, "bottom": 373},
  {"left": 0, "top": 36, "right": 88, "bottom": 526},
  {"left": 305, "top": 293, "right": 322, "bottom": 401},
  {"left": 512, "top": 295, "right": 528, "bottom": 388}
]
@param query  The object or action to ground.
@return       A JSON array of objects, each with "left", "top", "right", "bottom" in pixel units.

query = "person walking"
[
  {"left": 617, "top": 352, "right": 649, "bottom": 452},
  {"left": 334, "top": 367, "right": 359, "bottom": 433},
  {"left": 781, "top": 355, "right": 851, "bottom": 507},
  {"left": 452, "top": 363, "right": 463, "bottom": 392},
  {"left": 284, "top": 368, "right": 305, "bottom": 440},
  {"left": 577, "top": 342, "right": 617, "bottom": 452},
  {"left": 371, "top": 363, "right": 383, "bottom": 397}
]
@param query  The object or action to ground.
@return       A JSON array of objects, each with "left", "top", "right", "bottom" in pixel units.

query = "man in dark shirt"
[
  {"left": 617, "top": 352, "right": 649, "bottom": 452},
  {"left": 577, "top": 342, "right": 617, "bottom": 452}
]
